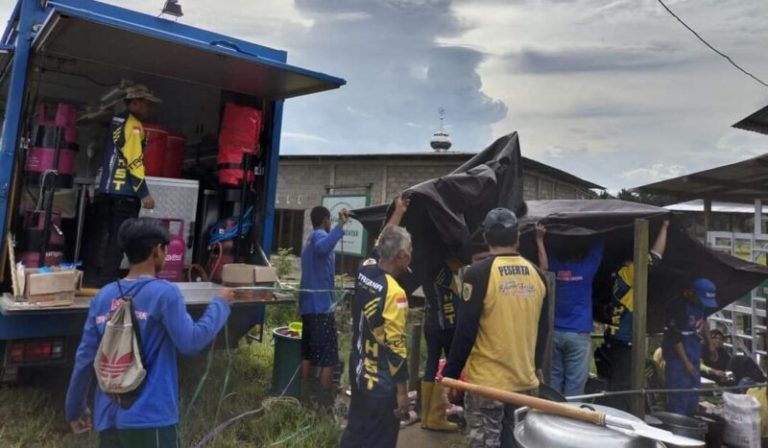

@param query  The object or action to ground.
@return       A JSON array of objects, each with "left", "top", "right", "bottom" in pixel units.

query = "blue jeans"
[{"left": 550, "top": 330, "right": 591, "bottom": 397}]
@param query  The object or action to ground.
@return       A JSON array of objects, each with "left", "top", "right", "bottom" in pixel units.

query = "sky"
[{"left": 2, "top": 0, "right": 767, "bottom": 192}]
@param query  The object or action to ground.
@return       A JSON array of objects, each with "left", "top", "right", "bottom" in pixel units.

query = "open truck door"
[{"left": 0, "top": 0, "right": 344, "bottom": 370}]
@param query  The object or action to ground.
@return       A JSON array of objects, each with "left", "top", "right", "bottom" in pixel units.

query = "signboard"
[{"left": 321, "top": 194, "right": 370, "bottom": 257}]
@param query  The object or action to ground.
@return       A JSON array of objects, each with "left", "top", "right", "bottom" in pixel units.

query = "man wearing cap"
[
  {"left": 662, "top": 278, "right": 718, "bottom": 416},
  {"left": 442, "top": 208, "right": 548, "bottom": 448},
  {"left": 84, "top": 84, "right": 161, "bottom": 287}
]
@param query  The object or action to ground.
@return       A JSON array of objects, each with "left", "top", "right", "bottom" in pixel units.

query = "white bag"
[{"left": 723, "top": 392, "right": 761, "bottom": 448}]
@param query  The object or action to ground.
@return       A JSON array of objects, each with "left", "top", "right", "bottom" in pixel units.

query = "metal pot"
[
  {"left": 650, "top": 412, "right": 707, "bottom": 443},
  {"left": 514, "top": 402, "right": 666, "bottom": 448}
]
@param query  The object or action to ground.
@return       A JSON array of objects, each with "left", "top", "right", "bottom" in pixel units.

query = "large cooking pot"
[
  {"left": 650, "top": 412, "right": 707, "bottom": 443},
  {"left": 514, "top": 402, "right": 666, "bottom": 448}
]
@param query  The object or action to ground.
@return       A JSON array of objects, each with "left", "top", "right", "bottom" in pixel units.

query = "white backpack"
[{"left": 93, "top": 280, "right": 154, "bottom": 409}]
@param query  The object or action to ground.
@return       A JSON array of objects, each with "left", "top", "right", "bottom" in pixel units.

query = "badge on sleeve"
[{"left": 462, "top": 282, "right": 473, "bottom": 301}]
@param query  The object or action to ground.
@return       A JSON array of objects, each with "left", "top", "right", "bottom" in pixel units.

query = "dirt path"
[{"left": 397, "top": 425, "right": 465, "bottom": 448}]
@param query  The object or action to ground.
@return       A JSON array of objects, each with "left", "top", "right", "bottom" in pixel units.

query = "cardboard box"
[
  {"left": 222, "top": 264, "right": 277, "bottom": 285},
  {"left": 221, "top": 264, "right": 277, "bottom": 302},
  {"left": 24, "top": 268, "right": 81, "bottom": 305}
]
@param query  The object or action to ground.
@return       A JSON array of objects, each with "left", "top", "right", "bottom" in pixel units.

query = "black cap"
[{"left": 482, "top": 208, "right": 518, "bottom": 233}]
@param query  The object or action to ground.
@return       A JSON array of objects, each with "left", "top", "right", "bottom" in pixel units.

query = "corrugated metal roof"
[
  {"left": 733, "top": 105, "right": 768, "bottom": 135},
  {"left": 280, "top": 152, "right": 605, "bottom": 190},
  {"left": 665, "top": 199, "right": 761, "bottom": 214},
  {"left": 634, "top": 153, "right": 768, "bottom": 201}
]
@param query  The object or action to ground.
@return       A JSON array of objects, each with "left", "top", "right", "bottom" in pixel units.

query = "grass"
[
  {"left": 0, "top": 302, "right": 342, "bottom": 448},
  {"left": 0, "top": 284, "right": 430, "bottom": 448}
]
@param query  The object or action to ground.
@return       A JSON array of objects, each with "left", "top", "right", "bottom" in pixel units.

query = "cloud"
[
  {"left": 509, "top": 44, "right": 691, "bottom": 74},
  {"left": 621, "top": 163, "right": 687, "bottom": 184}
]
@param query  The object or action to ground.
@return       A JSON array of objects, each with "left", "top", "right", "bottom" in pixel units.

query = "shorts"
[{"left": 300, "top": 313, "right": 338, "bottom": 367}]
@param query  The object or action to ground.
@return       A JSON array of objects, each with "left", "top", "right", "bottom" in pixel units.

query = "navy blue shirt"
[
  {"left": 299, "top": 226, "right": 344, "bottom": 315},
  {"left": 549, "top": 241, "right": 603, "bottom": 333}
]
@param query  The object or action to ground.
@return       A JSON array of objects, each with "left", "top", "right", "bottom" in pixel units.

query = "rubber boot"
[
  {"left": 420, "top": 381, "right": 434, "bottom": 429},
  {"left": 423, "top": 381, "right": 459, "bottom": 431}
]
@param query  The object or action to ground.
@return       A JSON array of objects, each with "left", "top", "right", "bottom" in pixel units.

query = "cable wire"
[{"left": 656, "top": 0, "right": 768, "bottom": 88}]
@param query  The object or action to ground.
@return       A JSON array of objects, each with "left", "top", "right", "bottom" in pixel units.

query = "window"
[{"left": 272, "top": 209, "right": 305, "bottom": 256}]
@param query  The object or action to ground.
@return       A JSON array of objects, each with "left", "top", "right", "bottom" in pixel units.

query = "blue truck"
[{"left": 0, "top": 0, "right": 344, "bottom": 377}]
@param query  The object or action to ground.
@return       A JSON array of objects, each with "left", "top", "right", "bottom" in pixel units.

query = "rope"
[
  {"left": 566, "top": 381, "right": 768, "bottom": 401},
  {"left": 190, "top": 364, "right": 303, "bottom": 448}
]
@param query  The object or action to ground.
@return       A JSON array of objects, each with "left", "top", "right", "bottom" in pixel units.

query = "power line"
[{"left": 656, "top": 0, "right": 768, "bottom": 89}]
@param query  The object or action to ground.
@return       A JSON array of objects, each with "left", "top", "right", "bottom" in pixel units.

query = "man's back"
[
  {"left": 65, "top": 278, "right": 229, "bottom": 431},
  {"left": 461, "top": 254, "right": 547, "bottom": 391}
]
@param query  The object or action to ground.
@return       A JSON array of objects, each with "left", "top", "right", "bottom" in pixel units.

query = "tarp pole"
[
  {"left": 630, "top": 218, "right": 649, "bottom": 418},
  {"left": 542, "top": 272, "right": 556, "bottom": 383},
  {"left": 754, "top": 199, "right": 762, "bottom": 236}
]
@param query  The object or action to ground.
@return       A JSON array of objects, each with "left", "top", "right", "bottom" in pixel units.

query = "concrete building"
[{"left": 272, "top": 152, "right": 603, "bottom": 255}]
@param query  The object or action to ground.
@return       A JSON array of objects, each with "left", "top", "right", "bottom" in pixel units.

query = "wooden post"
[
  {"left": 408, "top": 306, "right": 424, "bottom": 391},
  {"left": 542, "top": 272, "right": 556, "bottom": 383},
  {"left": 630, "top": 219, "right": 649, "bottom": 418}
]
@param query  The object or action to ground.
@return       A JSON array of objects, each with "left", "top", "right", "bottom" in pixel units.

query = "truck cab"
[{"left": 0, "top": 0, "right": 344, "bottom": 373}]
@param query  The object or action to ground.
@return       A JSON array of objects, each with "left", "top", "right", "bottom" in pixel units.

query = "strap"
[{"left": 115, "top": 279, "right": 157, "bottom": 365}]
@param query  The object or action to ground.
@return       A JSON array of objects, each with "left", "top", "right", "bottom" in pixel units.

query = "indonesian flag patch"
[{"left": 396, "top": 295, "right": 408, "bottom": 309}]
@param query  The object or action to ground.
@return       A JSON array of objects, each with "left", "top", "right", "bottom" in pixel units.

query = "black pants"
[
  {"left": 83, "top": 195, "right": 140, "bottom": 287},
  {"left": 596, "top": 342, "right": 633, "bottom": 412},
  {"left": 339, "top": 388, "right": 399, "bottom": 448},
  {"left": 423, "top": 326, "right": 455, "bottom": 381}
]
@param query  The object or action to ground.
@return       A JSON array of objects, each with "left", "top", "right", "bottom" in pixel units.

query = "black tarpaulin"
[
  {"left": 351, "top": 137, "right": 768, "bottom": 333},
  {"left": 516, "top": 200, "right": 768, "bottom": 332},
  {"left": 352, "top": 132, "right": 526, "bottom": 266}
]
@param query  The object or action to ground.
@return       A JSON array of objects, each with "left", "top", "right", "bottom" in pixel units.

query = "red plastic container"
[
  {"left": 164, "top": 131, "right": 186, "bottom": 178},
  {"left": 158, "top": 219, "right": 185, "bottom": 282},
  {"left": 142, "top": 123, "right": 168, "bottom": 177},
  {"left": 218, "top": 103, "right": 262, "bottom": 148},
  {"left": 217, "top": 103, "right": 261, "bottom": 186}
]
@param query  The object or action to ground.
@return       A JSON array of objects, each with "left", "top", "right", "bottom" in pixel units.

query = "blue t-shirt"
[
  {"left": 549, "top": 241, "right": 603, "bottom": 333},
  {"left": 65, "top": 278, "right": 230, "bottom": 431},
  {"left": 299, "top": 226, "right": 344, "bottom": 315}
]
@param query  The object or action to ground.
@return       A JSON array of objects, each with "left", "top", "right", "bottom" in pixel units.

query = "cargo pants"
[{"left": 465, "top": 388, "right": 538, "bottom": 448}]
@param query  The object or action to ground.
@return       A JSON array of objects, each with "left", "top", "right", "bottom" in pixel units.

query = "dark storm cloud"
[{"left": 280, "top": 0, "right": 508, "bottom": 153}]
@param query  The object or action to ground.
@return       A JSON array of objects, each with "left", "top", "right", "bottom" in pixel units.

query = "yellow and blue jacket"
[
  {"left": 98, "top": 112, "right": 150, "bottom": 199},
  {"left": 349, "top": 264, "right": 409, "bottom": 398}
]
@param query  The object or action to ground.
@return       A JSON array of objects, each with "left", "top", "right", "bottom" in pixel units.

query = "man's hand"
[
  {"left": 69, "top": 408, "right": 92, "bottom": 434},
  {"left": 394, "top": 388, "right": 410, "bottom": 419},
  {"left": 535, "top": 223, "right": 546, "bottom": 241},
  {"left": 394, "top": 194, "right": 410, "bottom": 215},
  {"left": 142, "top": 195, "right": 155, "bottom": 210},
  {"left": 662, "top": 219, "right": 670, "bottom": 229},
  {"left": 684, "top": 360, "right": 697, "bottom": 377},
  {"left": 338, "top": 209, "right": 349, "bottom": 227},
  {"left": 218, "top": 287, "right": 236, "bottom": 304},
  {"left": 712, "top": 369, "right": 728, "bottom": 382},
  {"left": 536, "top": 369, "right": 545, "bottom": 385}
]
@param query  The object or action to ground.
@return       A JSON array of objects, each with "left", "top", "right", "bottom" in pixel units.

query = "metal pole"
[
  {"left": 408, "top": 306, "right": 423, "bottom": 391},
  {"left": 754, "top": 199, "right": 762, "bottom": 236},
  {"left": 543, "top": 272, "right": 556, "bottom": 383},
  {"left": 630, "top": 218, "right": 649, "bottom": 417},
  {"left": 703, "top": 199, "right": 712, "bottom": 234}
]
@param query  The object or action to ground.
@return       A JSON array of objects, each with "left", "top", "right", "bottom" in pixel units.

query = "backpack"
[{"left": 93, "top": 279, "right": 155, "bottom": 409}]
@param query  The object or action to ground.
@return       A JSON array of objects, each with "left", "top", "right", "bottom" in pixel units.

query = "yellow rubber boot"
[
  {"left": 423, "top": 381, "right": 459, "bottom": 431},
  {"left": 420, "top": 381, "right": 433, "bottom": 429}
]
